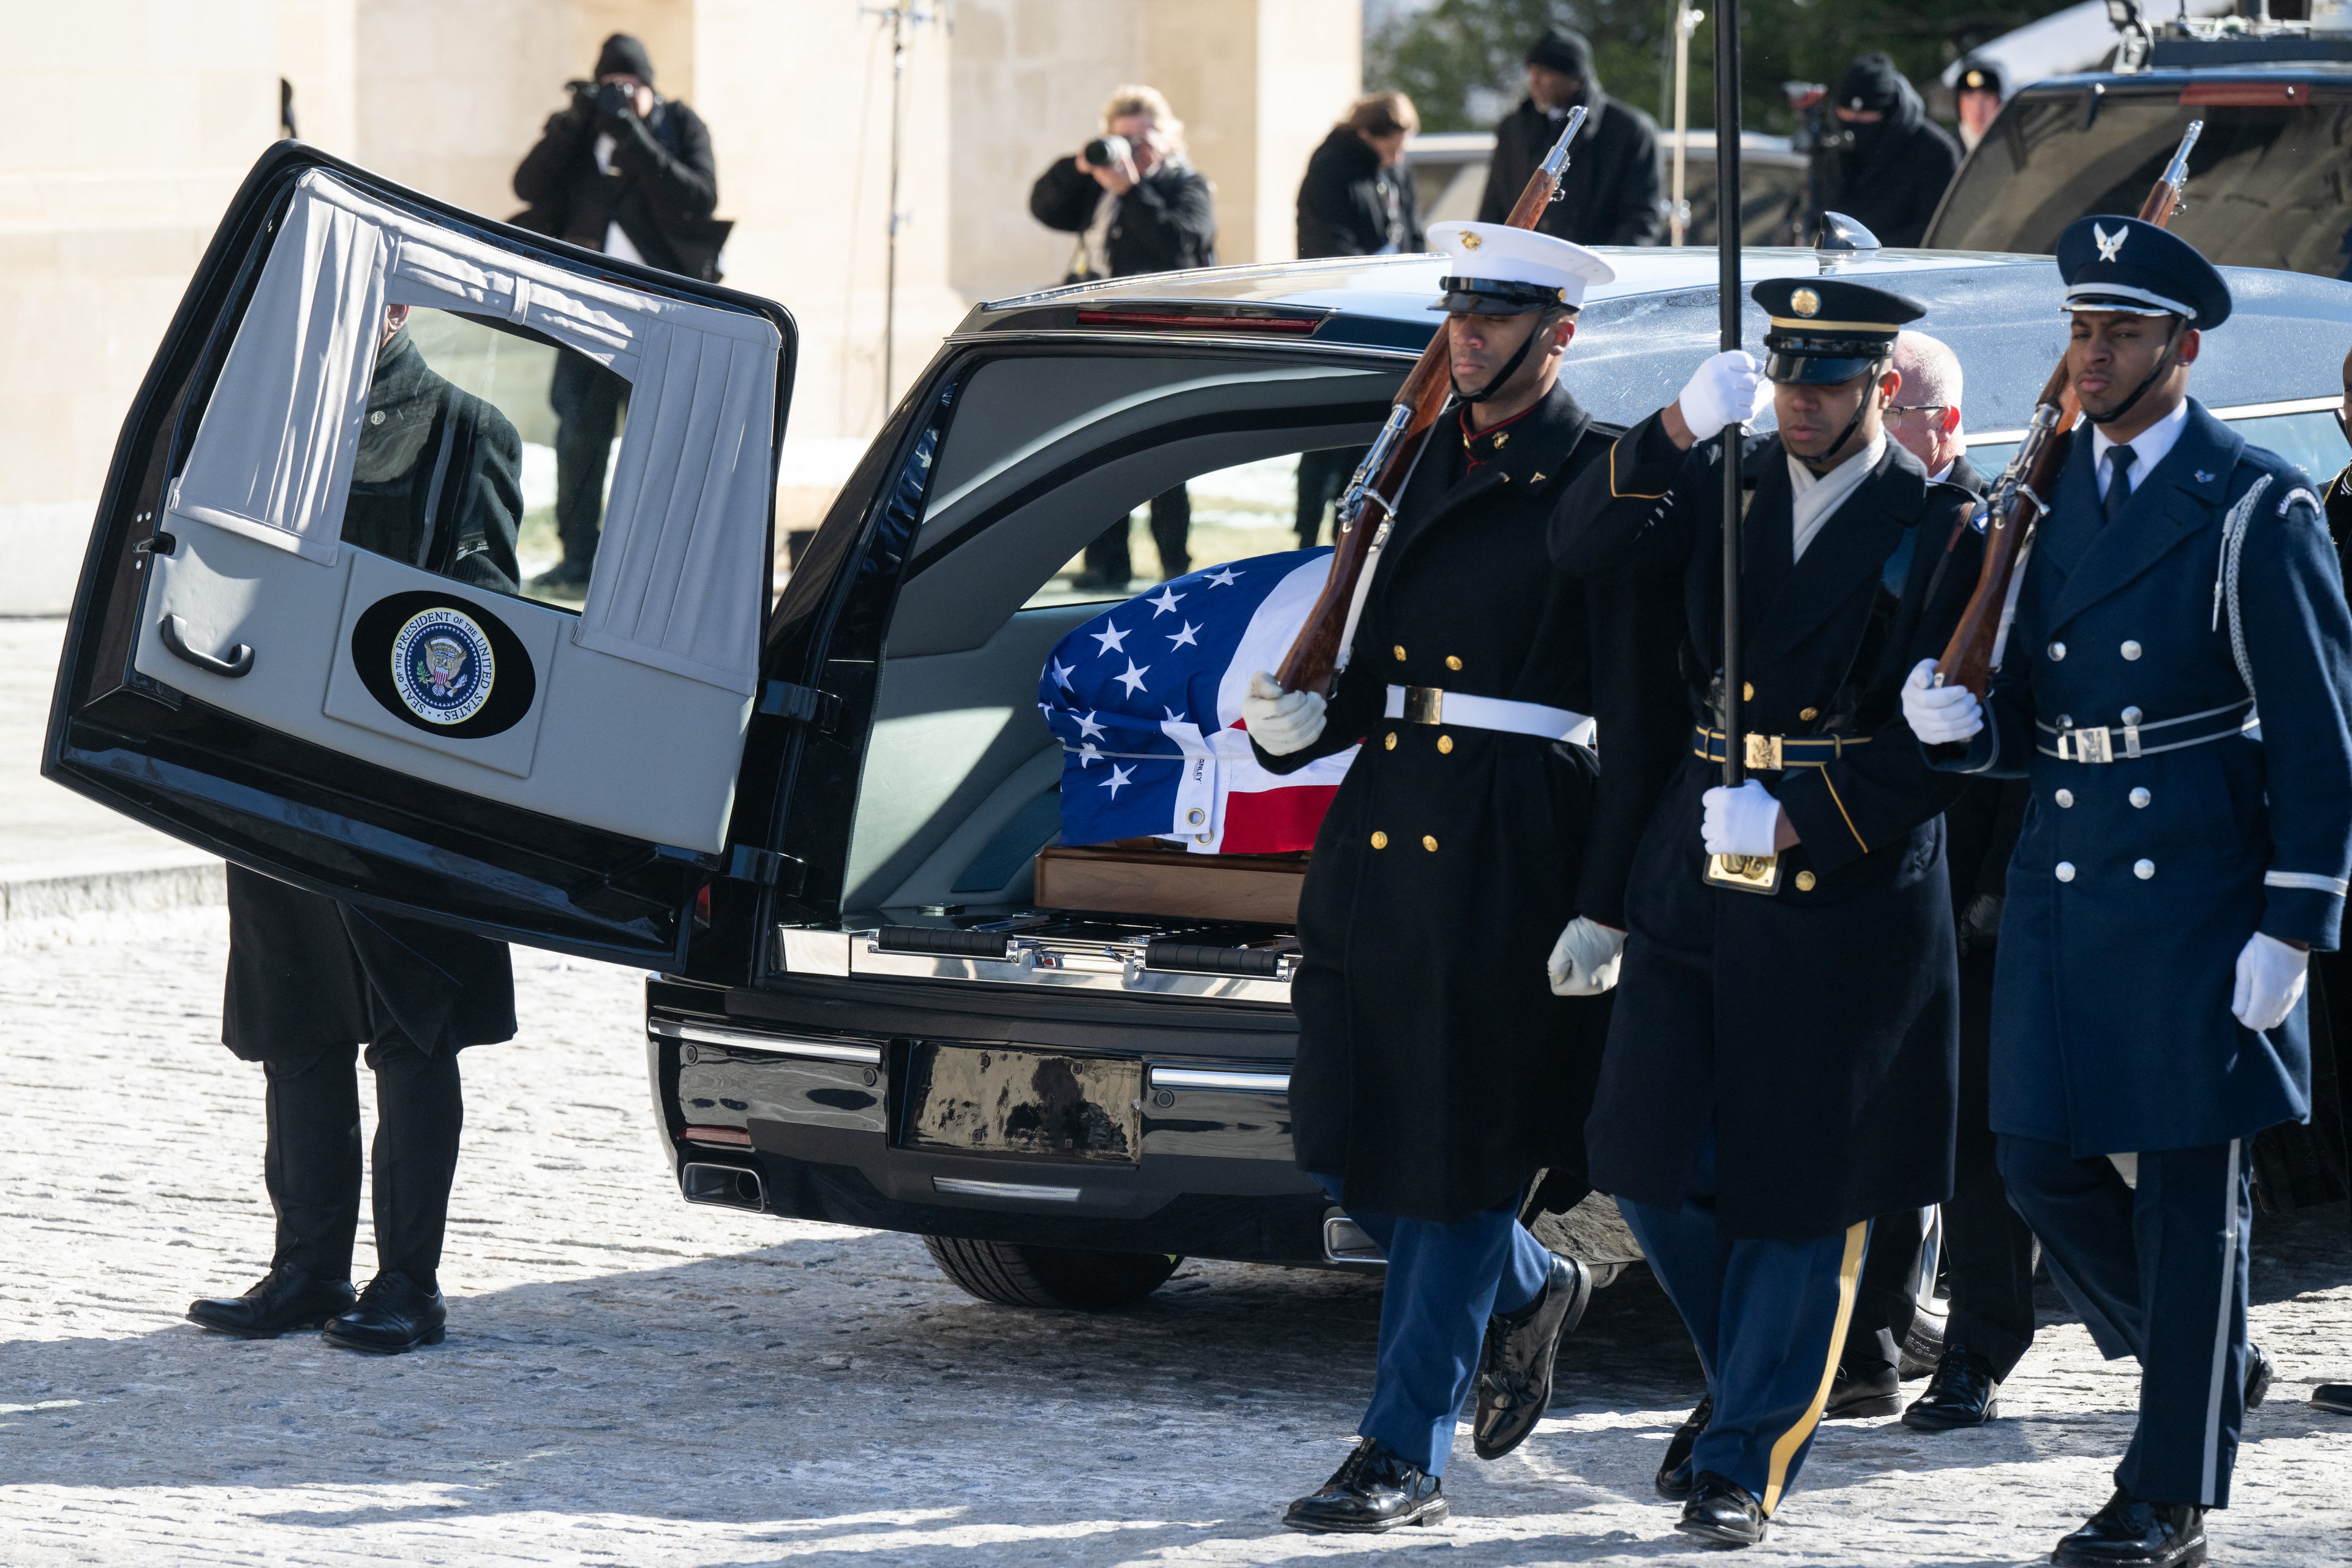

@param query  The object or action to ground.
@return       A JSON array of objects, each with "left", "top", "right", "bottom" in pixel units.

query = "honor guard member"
[
  {"left": 185, "top": 304, "right": 522, "bottom": 1355},
  {"left": 2313, "top": 342, "right": 2352, "bottom": 1421},
  {"left": 1905, "top": 217, "right": 2352, "bottom": 1564},
  {"left": 1243, "top": 221, "right": 1687, "bottom": 1532},
  {"left": 1550, "top": 277, "right": 1982, "bottom": 1547}
]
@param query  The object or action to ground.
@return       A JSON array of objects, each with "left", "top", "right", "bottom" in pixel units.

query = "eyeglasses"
[{"left": 1887, "top": 403, "right": 1950, "bottom": 420}]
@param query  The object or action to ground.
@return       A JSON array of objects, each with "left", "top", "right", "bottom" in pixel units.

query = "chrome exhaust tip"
[
  {"left": 1322, "top": 1211, "right": 1386, "bottom": 1266},
  {"left": 681, "top": 1161, "right": 766, "bottom": 1211}
]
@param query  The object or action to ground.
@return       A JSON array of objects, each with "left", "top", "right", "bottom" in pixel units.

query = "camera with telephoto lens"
[
  {"left": 1082, "top": 133, "right": 1131, "bottom": 170},
  {"left": 594, "top": 80, "right": 641, "bottom": 120}
]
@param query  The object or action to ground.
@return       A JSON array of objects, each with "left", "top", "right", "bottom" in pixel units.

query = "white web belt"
[{"left": 1384, "top": 684, "right": 1596, "bottom": 747}]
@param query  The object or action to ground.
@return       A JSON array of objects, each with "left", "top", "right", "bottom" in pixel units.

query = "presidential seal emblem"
[{"left": 389, "top": 607, "right": 495, "bottom": 726}]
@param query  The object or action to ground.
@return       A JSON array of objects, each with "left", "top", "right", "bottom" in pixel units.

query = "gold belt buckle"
[
  {"left": 1403, "top": 685, "right": 1444, "bottom": 725},
  {"left": 1743, "top": 733, "right": 1784, "bottom": 772}
]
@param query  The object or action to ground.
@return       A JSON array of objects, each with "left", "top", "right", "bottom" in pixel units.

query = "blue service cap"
[{"left": 2056, "top": 216, "right": 2232, "bottom": 329}]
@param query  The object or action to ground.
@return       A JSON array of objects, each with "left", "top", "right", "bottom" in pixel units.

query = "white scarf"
[{"left": 1785, "top": 432, "right": 1886, "bottom": 562}]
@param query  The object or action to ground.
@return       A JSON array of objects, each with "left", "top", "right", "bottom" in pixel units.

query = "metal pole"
[
  {"left": 1670, "top": 5, "right": 1697, "bottom": 246},
  {"left": 881, "top": 0, "right": 907, "bottom": 411},
  {"left": 1716, "top": 0, "right": 1744, "bottom": 792}
]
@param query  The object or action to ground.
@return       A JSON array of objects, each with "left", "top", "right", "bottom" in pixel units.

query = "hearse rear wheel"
[{"left": 922, "top": 1236, "right": 1182, "bottom": 1310}]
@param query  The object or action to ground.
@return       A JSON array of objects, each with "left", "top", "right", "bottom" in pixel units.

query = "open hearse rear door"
[{"left": 42, "top": 143, "right": 797, "bottom": 970}]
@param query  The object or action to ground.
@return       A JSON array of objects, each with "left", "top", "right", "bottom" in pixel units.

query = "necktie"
[{"left": 2103, "top": 445, "right": 2137, "bottom": 526}]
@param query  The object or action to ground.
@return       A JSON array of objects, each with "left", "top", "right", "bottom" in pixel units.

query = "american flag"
[{"left": 1038, "top": 549, "right": 1359, "bottom": 854}]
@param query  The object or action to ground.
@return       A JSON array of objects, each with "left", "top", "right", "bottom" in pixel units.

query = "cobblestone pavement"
[{"left": 3, "top": 908, "right": 2348, "bottom": 1566}]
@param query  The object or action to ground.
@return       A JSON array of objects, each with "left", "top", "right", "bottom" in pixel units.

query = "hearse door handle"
[{"left": 159, "top": 614, "right": 254, "bottom": 678}]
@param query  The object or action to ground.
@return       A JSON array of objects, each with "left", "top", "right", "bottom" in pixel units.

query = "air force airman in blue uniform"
[{"left": 1905, "top": 216, "right": 2352, "bottom": 1568}]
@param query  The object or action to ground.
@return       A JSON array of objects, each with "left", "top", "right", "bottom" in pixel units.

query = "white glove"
[
  {"left": 1675, "top": 350, "right": 1770, "bottom": 438},
  {"left": 2233, "top": 932, "right": 2309, "bottom": 1033},
  {"left": 1242, "top": 671, "right": 1327, "bottom": 756},
  {"left": 1702, "top": 779, "right": 1784, "bottom": 858},
  {"left": 1547, "top": 916, "right": 1626, "bottom": 997},
  {"left": 1901, "top": 658, "right": 1985, "bottom": 745}
]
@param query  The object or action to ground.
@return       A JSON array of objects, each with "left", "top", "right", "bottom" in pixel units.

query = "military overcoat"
[
  {"left": 1932, "top": 401, "right": 2352, "bottom": 1156},
  {"left": 1255, "top": 383, "right": 1687, "bottom": 1223},
  {"left": 1550, "top": 414, "right": 1982, "bottom": 1240}
]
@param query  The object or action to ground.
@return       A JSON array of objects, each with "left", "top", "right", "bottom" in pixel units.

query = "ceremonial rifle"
[
  {"left": 1272, "top": 105, "right": 1588, "bottom": 696},
  {"left": 1702, "top": 0, "right": 1781, "bottom": 894},
  {"left": 1932, "top": 121, "right": 2204, "bottom": 696}
]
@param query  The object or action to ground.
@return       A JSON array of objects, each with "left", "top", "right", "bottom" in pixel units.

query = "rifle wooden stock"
[
  {"left": 1274, "top": 113, "right": 1585, "bottom": 696},
  {"left": 1931, "top": 123, "right": 2203, "bottom": 696}
]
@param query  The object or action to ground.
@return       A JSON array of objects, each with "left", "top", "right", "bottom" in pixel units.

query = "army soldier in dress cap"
[
  {"left": 1550, "top": 276, "right": 1981, "bottom": 1546},
  {"left": 1245, "top": 221, "right": 1686, "bottom": 1532},
  {"left": 1905, "top": 217, "right": 2352, "bottom": 1565}
]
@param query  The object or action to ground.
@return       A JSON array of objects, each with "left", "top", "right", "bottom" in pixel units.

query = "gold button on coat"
[
  {"left": 1795, "top": 870, "right": 1817, "bottom": 891},
  {"left": 1393, "top": 644, "right": 1407, "bottom": 662},
  {"left": 1422, "top": 835, "right": 1439, "bottom": 852},
  {"left": 1743, "top": 681, "right": 1755, "bottom": 700},
  {"left": 1437, "top": 734, "right": 1453, "bottom": 753},
  {"left": 1370, "top": 831, "right": 1389, "bottom": 849},
  {"left": 1800, "top": 707, "right": 1818, "bottom": 721},
  {"left": 1384, "top": 732, "right": 1397, "bottom": 750},
  {"left": 1446, "top": 655, "right": 1463, "bottom": 671}
]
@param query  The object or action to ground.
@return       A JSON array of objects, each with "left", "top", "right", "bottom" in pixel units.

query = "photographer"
[
  {"left": 1814, "top": 53, "right": 1959, "bottom": 248},
  {"left": 1030, "top": 85, "right": 1217, "bottom": 589},
  {"left": 510, "top": 33, "right": 721, "bottom": 592}
]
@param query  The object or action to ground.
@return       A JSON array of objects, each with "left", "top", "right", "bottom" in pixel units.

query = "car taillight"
[
  {"left": 2179, "top": 82, "right": 2308, "bottom": 106},
  {"left": 1074, "top": 308, "right": 1321, "bottom": 333}
]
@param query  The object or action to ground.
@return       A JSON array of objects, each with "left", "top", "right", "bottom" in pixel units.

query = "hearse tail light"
[
  {"left": 1074, "top": 307, "right": 1322, "bottom": 334},
  {"left": 2179, "top": 83, "right": 2308, "bottom": 107}
]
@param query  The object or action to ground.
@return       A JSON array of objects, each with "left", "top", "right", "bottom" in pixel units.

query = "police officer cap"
[
  {"left": 1958, "top": 58, "right": 2004, "bottom": 96},
  {"left": 1427, "top": 221, "right": 1615, "bottom": 315},
  {"left": 1751, "top": 277, "right": 1926, "bottom": 385},
  {"left": 2056, "top": 215, "right": 2232, "bottom": 329}
]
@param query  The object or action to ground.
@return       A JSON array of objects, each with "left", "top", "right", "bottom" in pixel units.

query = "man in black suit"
[
  {"left": 185, "top": 304, "right": 522, "bottom": 1356},
  {"left": 1477, "top": 28, "right": 1663, "bottom": 247},
  {"left": 511, "top": 32, "right": 720, "bottom": 592}
]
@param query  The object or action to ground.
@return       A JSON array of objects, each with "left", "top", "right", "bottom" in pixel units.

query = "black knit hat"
[
  {"left": 595, "top": 32, "right": 655, "bottom": 86},
  {"left": 1836, "top": 51, "right": 1906, "bottom": 115},
  {"left": 1526, "top": 27, "right": 1595, "bottom": 79}
]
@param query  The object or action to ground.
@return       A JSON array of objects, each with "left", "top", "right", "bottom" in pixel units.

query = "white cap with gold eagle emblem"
[{"left": 1425, "top": 221, "right": 1615, "bottom": 315}]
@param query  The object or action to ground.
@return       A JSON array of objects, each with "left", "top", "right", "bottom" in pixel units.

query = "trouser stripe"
[
  {"left": 2199, "top": 1137, "right": 2241, "bottom": 1506},
  {"left": 1762, "top": 1219, "right": 1867, "bottom": 1515}
]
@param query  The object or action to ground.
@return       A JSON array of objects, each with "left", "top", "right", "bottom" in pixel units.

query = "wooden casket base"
[{"left": 1035, "top": 841, "right": 1307, "bottom": 925}]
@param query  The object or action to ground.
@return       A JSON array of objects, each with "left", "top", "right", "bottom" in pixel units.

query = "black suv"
[
  {"left": 46, "top": 142, "right": 2352, "bottom": 1319},
  {"left": 1928, "top": 19, "right": 2352, "bottom": 277}
]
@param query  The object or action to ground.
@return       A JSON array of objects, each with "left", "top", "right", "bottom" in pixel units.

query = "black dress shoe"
[
  {"left": 187, "top": 1265, "right": 355, "bottom": 1339},
  {"left": 2052, "top": 1489, "right": 2205, "bottom": 1567},
  {"left": 2244, "top": 1342, "right": 2272, "bottom": 1411},
  {"left": 2314, "top": 1382, "right": 2352, "bottom": 1414},
  {"left": 1676, "top": 1471, "right": 1768, "bottom": 1548},
  {"left": 1657, "top": 1392, "right": 1711, "bottom": 1500},
  {"left": 1825, "top": 1360, "right": 1903, "bottom": 1419},
  {"left": 1904, "top": 1348, "right": 2000, "bottom": 1431},
  {"left": 1283, "top": 1438, "right": 1448, "bottom": 1533},
  {"left": 320, "top": 1271, "right": 447, "bottom": 1354},
  {"left": 528, "top": 559, "right": 590, "bottom": 592},
  {"left": 1472, "top": 1254, "right": 1593, "bottom": 1460}
]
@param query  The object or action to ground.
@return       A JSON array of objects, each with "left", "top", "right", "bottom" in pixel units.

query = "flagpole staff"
[
  {"left": 1670, "top": 3, "right": 1699, "bottom": 245},
  {"left": 1703, "top": 0, "right": 1780, "bottom": 894}
]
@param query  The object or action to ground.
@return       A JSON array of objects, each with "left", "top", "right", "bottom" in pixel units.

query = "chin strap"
[
  {"left": 1451, "top": 313, "right": 1554, "bottom": 404},
  {"left": 2084, "top": 317, "right": 2187, "bottom": 428}
]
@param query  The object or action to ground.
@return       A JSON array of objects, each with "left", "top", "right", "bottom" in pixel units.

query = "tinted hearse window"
[{"left": 1931, "top": 89, "right": 2352, "bottom": 277}]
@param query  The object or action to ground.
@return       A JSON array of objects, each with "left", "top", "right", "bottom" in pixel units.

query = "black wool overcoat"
[
  {"left": 1029, "top": 157, "right": 1218, "bottom": 278},
  {"left": 1296, "top": 127, "right": 1424, "bottom": 259},
  {"left": 1550, "top": 414, "right": 1981, "bottom": 1239},
  {"left": 1255, "top": 383, "right": 1687, "bottom": 1222},
  {"left": 1478, "top": 94, "right": 1664, "bottom": 247},
  {"left": 224, "top": 866, "right": 516, "bottom": 1066},
  {"left": 511, "top": 95, "right": 722, "bottom": 279},
  {"left": 339, "top": 331, "right": 524, "bottom": 597}
]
